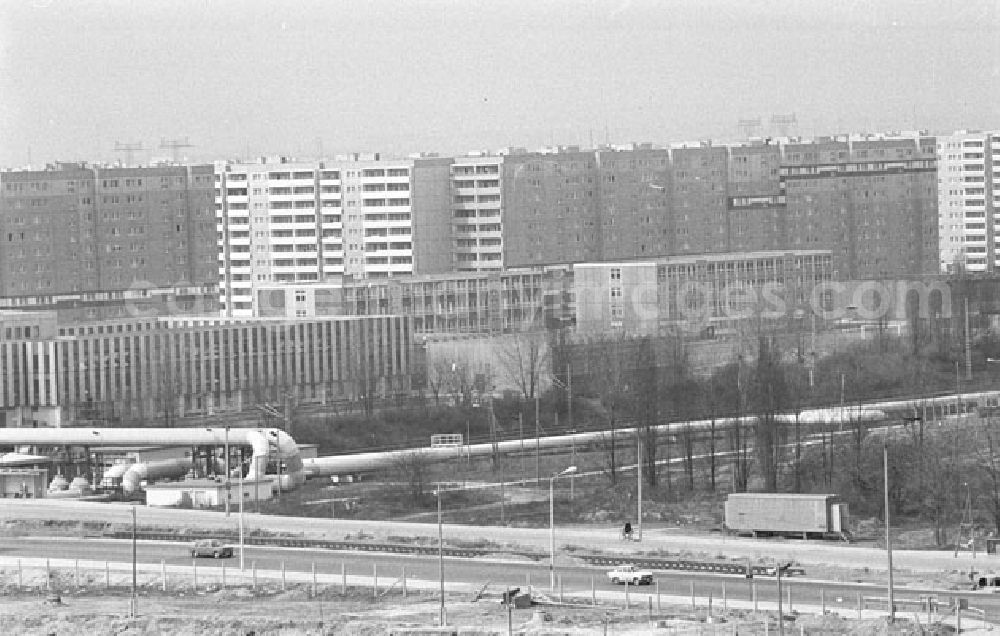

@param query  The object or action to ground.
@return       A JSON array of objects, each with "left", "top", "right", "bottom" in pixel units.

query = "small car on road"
[
  {"left": 607, "top": 564, "right": 654, "bottom": 586},
  {"left": 190, "top": 539, "right": 233, "bottom": 559}
]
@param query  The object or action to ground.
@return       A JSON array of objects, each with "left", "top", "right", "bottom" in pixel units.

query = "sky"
[{"left": 1, "top": 0, "right": 998, "bottom": 167}]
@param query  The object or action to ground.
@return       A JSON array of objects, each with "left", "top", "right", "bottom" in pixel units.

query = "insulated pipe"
[
  {"left": 245, "top": 429, "right": 304, "bottom": 490},
  {"left": 122, "top": 458, "right": 193, "bottom": 494},
  {"left": 0, "top": 427, "right": 307, "bottom": 491},
  {"left": 302, "top": 408, "right": 887, "bottom": 477},
  {"left": 99, "top": 463, "right": 131, "bottom": 488}
]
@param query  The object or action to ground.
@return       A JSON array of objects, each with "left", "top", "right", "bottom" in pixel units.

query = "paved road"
[
  {"left": 1, "top": 536, "right": 993, "bottom": 615},
  {"left": 0, "top": 499, "right": 990, "bottom": 577}
]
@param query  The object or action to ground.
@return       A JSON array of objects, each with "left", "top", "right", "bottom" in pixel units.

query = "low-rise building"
[
  {"left": 0, "top": 311, "right": 419, "bottom": 427},
  {"left": 145, "top": 476, "right": 275, "bottom": 508},
  {"left": 574, "top": 250, "right": 835, "bottom": 336},
  {"left": 255, "top": 267, "right": 574, "bottom": 335}
]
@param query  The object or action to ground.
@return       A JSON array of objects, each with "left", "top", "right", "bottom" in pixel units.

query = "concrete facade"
[
  {"left": 573, "top": 250, "right": 834, "bottom": 336},
  {"left": 936, "top": 130, "right": 1000, "bottom": 273},
  {"left": 254, "top": 267, "right": 574, "bottom": 335},
  {"left": 216, "top": 155, "right": 436, "bottom": 318},
  {"left": 0, "top": 312, "right": 419, "bottom": 427},
  {"left": 0, "top": 163, "right": 218, "bottom": 322}
]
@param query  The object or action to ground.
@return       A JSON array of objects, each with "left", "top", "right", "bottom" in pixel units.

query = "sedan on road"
[{"left": 190, "top": 539, "right": 233, "bottom": 559}]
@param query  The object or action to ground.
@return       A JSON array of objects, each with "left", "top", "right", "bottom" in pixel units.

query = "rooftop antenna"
[
  {"left": 770, "top": 113, "right": 798, "bottom": 138},
  {"left": 737, "top": 117, "right": 762, "bottom": 140},
  {"left": 160, "top": 137, "right": 194, "bottom": 163},
  {"left": 114, "top": 141, "right": 144, "bottom": 166}
]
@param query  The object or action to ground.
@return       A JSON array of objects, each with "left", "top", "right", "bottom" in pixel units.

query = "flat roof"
[
  {"left": 145, "top": 477, "right": 274, "bottom": 489},
  {"left": 727, "top": 493, "right": 838, "bottom": 500}
]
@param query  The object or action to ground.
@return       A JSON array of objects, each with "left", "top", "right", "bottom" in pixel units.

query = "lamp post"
[
  {"left": 775, "top": 560, "right": 788, "bottom": 636},
  {"left": 551, "top": 375, "right": 575, "bottom": 500},
  {"left": 549, "top": 466, "right": 578, "bottom": 590},
  {"left": 225, "top": 426, "right": 231, "bottom": 517},
  {"left": 436, "top": 487, "right": 445, "bottom": 626},
  {"left": 637, "top": 431, "right": 643, "bottom": 542},
  {"left": 130, "top": 506, "right": 137, "bottom": 618},
  {"left": 884, "top": 444, "right": 895, "bottom": 623},
  {"left": 238, "top": 449, "right": 245, "bottom": 571}
]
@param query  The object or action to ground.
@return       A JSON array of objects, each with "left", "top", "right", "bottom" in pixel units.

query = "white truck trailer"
[{"left": 724, "top": 493, "right": 849, "bottom": 540}]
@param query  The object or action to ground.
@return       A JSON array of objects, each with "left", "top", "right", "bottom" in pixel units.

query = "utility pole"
[
  {"left": 885, "top": 444, "right": 895, "bottom": 623},
  {"left": 566, "top": 361, "right": 573, "bottom": 432},
  {"left": 492, "top": 396, "right": 505, "bottom": 525},
  {"left": 737, "top": 117, "right": 762, "bottom": 140},
  {"left": 114, "top": 141, "right": 144, "bottom": 166},
  {"left": 636, "top": 432, "right": 643, "bottom": 542},
  {"left": 955, "top": 482, "right": 976, "bottom": 559},
  {"left": 159, "top": 136, "right": 194, "bottom": 163},
  {"left": 519, "top": 412, "right": 524, "bottom": 479},
  {"left": 965, "top": 297, "right": 973, "bottom": 381},
  {"left": 535, "top": 393, "right": 540, "bottom": 490}
]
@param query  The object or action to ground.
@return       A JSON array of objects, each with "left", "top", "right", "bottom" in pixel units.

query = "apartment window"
[{"left": 610, "top": 268, "right": 621, "bottom": 281}]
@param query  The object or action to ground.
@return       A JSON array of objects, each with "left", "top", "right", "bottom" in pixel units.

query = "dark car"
[{"left": 190, "top": 539, "right": 233, "bottom": 559}]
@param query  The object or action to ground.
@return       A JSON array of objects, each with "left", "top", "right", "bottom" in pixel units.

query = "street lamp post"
[
  {"left": 885, "top": 444, "right": 895, "bottom": 623},
  {"left": 224, "top": 426, "right": 231, "bottom": 517},
  {"left": 549, "top": 466, "right": 578, "bottom": 590},
  {"left": 775, "top": 560, "right": 787, "bottom": 636},
  {"left": 238, "top": 449, "right": 245, "bottom": 571},
  {"left": 131, "top": 506, "right": 137, "bottom": 618},
  {"left": 437, "top": 487, "right": 445, "bottom": 626}
]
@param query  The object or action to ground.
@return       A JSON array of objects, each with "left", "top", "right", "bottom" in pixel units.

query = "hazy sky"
[{"left": 1, "top": 0, "right": 998, "bottom": 167}]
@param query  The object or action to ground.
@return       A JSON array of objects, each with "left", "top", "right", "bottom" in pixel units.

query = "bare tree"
[
  {"left": 722, "top": 357, "right": 751, "bottom": 493},
  {"left": 496, "top": 332, "right": 548, "bottom": 400},
  {"left": 444, "top": 359, "right": 475, "bottom": 406},
  {"left": 578, "top": 333, "right": 633, "bottom": 485},
  {"left": 388, "top": 450, "right": 432, "bottom": 509},
  {"left": 426, "top": 358, "right": 453, "bottom": 406},
  {"left": 633, "top": 336, "right": 660, "bottom": 487},
  {"left": 703, "top": 377, "right": 719, "bottom": 492},
  {"left": 749, "top": 335, "right": 789, "bottom": 492},
  {"left": 978, "top": 418, "right": 1000, "bottom": 535}
]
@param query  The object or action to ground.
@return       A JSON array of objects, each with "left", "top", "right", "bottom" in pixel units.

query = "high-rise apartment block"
[
  {"left": 0, "top": 163, "right": 218, "bottom": 321},
  {"left": 214, "top": 133, "right": 949, "bottom": 317},
  {"left": 451, "top": 155, "right": 504, "bottom": 272},
  {"left": 781, "top": 134, "right": 938, "bottom": 279},
  {"left": 936, "top": 130, "right": 1000, "bottom": 273},
  {"left": 501, "top": 147, "right": 603, "bottom": 266},
  {"left": 498, "top": 134, "right": 938, "bottom": 280},
  {"left": 216, "top": 155, "right": 451, "bottom": 317}
]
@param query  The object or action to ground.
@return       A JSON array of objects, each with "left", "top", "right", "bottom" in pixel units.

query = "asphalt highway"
[{"left": 2, "top": 537, "right": 994, "bottom": 615}]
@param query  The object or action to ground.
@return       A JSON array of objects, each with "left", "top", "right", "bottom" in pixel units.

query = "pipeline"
[{"left": 121, "top": 459, "right": 194, "bottom": 494}]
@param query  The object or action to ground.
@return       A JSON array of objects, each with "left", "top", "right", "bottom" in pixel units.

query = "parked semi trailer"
[{"left": 724, "top": 493, "right": 850, "bottom": 540}]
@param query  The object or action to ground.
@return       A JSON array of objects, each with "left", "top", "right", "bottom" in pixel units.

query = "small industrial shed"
[
  {"left": 145, "top": 477, "right": 276, "bottom": 508},
  {"left": 0, "top": 468, "right": 48, "bottom": 498}
]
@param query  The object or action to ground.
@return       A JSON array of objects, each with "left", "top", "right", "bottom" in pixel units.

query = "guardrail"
[
  {"left": 108, "top": 531, "right": 808, "bottom": 577},
  {"left": 105, "top": 531, "right": 539, "bottom": 560},
  {"left": 578, "top": 555, "right": 805, "bottom": 577}
]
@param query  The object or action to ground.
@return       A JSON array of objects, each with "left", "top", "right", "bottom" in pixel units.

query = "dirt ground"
[
  {"left": 0, "top": 588, "right": 975, "bottom": 635},
  {"left": 0, "top": 561, "right": 986, "bottom": 636}
]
